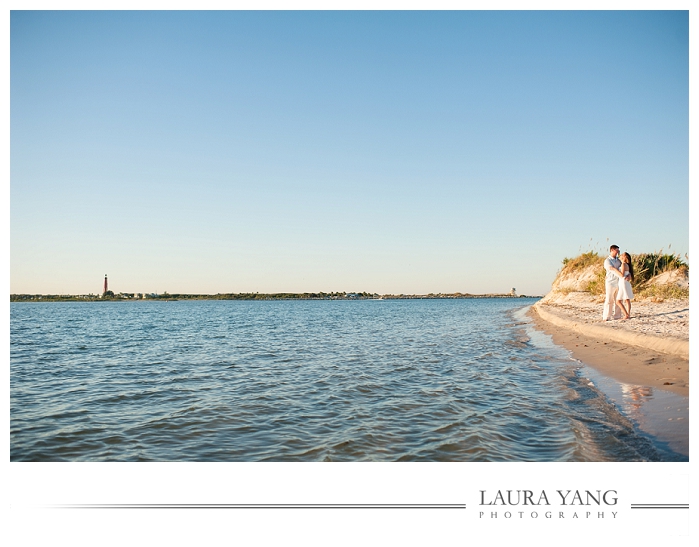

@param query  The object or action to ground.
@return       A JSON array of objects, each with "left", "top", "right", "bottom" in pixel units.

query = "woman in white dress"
[{"left": 615, "top": 252, "right": 634, "bottom": 320}]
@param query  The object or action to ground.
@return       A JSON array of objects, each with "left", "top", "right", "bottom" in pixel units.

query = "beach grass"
[
  {"left": 635, "top": 283, "right": 689, "bottom": 300},
  {"left": 632, "top": 252, "right": 687, "bottom": 282},
  {"left": 561, "top": 251, "right": 602, "bottom": 271}
]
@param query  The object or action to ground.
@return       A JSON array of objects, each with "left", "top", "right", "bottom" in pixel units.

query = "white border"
[{"left": 5, "top": 4, "right": 693, "bottom": 546}]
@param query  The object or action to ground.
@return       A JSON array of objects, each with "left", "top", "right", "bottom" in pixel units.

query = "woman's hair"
[{"left": 623, "top": 252, "right": 634, "bottom": 282}]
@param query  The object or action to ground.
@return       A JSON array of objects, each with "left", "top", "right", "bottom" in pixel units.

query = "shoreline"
[
  {"left": 527, "top": 301, "right": 689, "bottom": 458},
  {"left": 527, "top": 303, "right": 688, "bottom": 398},
  {"left": 10, "top": 294, "right": 541, "bottom": 302}
]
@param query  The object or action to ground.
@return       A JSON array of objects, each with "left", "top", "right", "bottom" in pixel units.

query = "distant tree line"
[{"left": 10, "top": 291, "right": 535, "bottom": 302}]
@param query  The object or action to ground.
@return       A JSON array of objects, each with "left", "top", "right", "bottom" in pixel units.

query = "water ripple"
[{"left": 10, "top": 299, "right": 678, "bottom": 461}]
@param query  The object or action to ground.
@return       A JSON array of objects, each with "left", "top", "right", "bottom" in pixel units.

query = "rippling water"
[{"left": 10, "top": 299, "right": 684, "bottom": 461}]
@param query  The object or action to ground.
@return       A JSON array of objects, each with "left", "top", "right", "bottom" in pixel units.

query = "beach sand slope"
[{"left": 529, "top": 293, "right": 688, "bottom": 397}]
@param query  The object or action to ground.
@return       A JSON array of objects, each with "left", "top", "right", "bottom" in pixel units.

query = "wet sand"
[
  {"left": 528, "top": 304, "right": 688, "bottom": 397},
  {"left": 527, "top": 296, "right": 689, "bottom": 457}
]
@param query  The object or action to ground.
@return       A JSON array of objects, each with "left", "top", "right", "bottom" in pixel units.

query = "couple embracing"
[{"left": 603, "top": 244, "right": 635, "bottom": 321}]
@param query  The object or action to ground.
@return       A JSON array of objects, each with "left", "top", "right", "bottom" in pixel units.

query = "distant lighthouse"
[{"left": 104, "top": 275, "right": 108, "bottom": 295}]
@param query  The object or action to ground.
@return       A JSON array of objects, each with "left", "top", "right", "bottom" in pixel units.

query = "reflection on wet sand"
[
  {"left": 620, "top": 384, "right": 654, "bottom": 422},
  {"left": 614, "top": 382, "right": 688, "bottom": 458}
]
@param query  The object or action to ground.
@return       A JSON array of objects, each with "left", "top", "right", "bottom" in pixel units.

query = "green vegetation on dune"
[
  {"left": 561, "top": 251, "right": 602, "bottom": 271},
  {"left": 637, "top": 283, "right": 689, "bottom": 300},
  {"left": 633, "top": 252, "right": 687, "bottom": 281}
]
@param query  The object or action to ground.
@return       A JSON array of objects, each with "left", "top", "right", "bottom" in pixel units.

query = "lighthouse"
[{"left": 104, "top": 275, "right": 108, "bottom": 295}]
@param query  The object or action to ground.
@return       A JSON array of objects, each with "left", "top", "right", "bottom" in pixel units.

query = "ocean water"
[{"left": 10, "top": 299, "right": 687, "bottom": 462}]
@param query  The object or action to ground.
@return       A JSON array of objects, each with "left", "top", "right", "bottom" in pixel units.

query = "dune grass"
[
  {"left": 561, "top": 251, "right": 603, "bottom": 272},
  {"left": 632, "top": 253, "right": 687, "bottom": 284},
  {"left": 636, "top": 283, "right": 689, "bottom": 300}
]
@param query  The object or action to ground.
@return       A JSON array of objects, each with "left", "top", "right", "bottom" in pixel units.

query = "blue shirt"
[{"left": 604, "top": 256, "right": 621, "bottom": 285}]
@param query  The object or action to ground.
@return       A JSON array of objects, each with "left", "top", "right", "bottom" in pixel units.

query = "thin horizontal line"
[
  {"left": 631, "top": 503, "right": 689, "bottom": 507},
  {"left": 49, "top": 503, "right": 466, "bottom": 510},
  {"left": 630, "top": 504, "right": 688, "bottom": 509}
]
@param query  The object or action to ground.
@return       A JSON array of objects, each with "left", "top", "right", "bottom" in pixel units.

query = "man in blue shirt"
[{"left": 602, "top": 245, "right": 623, "bottom": 321}]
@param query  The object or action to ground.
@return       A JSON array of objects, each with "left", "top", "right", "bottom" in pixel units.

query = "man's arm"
[{"left": 604, "top": 257, "right": 623, "bottom": 277}]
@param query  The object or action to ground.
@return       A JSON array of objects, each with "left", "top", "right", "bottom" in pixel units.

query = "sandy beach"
[
  {"left": 529, "top": 293, "right": 689, "bottom": 397},
  {"left": 528, "top": 292, "right": 689, "bottom": 457}
]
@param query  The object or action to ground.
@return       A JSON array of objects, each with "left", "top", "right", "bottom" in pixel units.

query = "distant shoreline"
[{"left": 10, "top": 293, "right": 542, "bottom": 302}]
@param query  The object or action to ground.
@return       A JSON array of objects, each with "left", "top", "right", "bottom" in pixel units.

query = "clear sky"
[{"left": 10, "top": 10, "right": 689, "bottom": 296}]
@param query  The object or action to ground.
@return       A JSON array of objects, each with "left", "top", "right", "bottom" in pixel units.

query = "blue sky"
[{"left": 10, "top": 10, "right": 689, "bottom": 295}]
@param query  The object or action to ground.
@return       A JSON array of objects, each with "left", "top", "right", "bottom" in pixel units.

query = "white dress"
[{"left": 617, "top": 270, "right": 634, "bottom": 300}]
